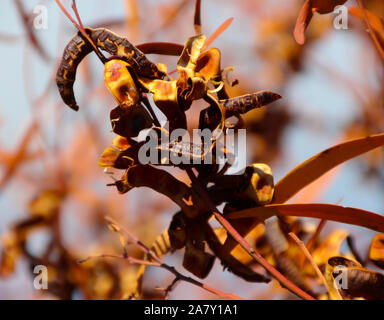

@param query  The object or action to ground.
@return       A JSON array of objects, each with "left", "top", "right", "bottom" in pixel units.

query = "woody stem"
[{"left": 185, "top": 166, "right": 316, "bottom": 300}]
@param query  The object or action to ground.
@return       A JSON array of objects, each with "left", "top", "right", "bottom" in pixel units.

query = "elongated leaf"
[
  {"left": 274, "top": 133, "right": 384, "bottom": 204},
  {"left": 293, "top": 0, "right": 313, "bottom": 45},
  {"left": 223, "top": 134, "right": 384, "bottom": 252},
  {"left": 227, "top": 203, "right": 384, "bottom": 233}
]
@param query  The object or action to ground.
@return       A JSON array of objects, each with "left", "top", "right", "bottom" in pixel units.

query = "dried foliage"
[{"left": 1, "top": 0, "right": 384, "bottom": 300}]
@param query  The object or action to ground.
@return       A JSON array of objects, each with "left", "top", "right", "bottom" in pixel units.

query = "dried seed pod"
[
  {"left": 110, "top": 104, "right": 153, "bottom": 138},
  {"left": 177, "top": 34, "right": 206, "bottom": 78},
  {"left": 111, "top": 135, "right": 132, "bottom": 151},
  {"left": 369, "top": 234, "right": 384, "bottom": 269},
  {"left": 99, "top": 141, "right": 145, "bottom": 169},
  {"left": 195, "top": 48, "right": 221, "bottom": 81},
  {"left": 168, "top": 212, "right": 187, "bottom": 250},
  {"left": 212, "top": 163, "right": 274, "bottom": 206},
  {"left": 138, "top": 78, "right": 187, "bottom": 131},
  {"left": 114, "top": 165, "right": 208, "bottom": 218},
  {"left": 220, "top": 91, "right": 282, "bottom": 117},
  {"left": 149, "top": 230, "right": 172, "bottom": 258},
  {"left": 56, "top": 28, "right": 165, "bottom": 111},
  {"left": 104, "top": 60, "right": 140, "bottom": 106},
  {"left": 179, "top": 76, "right": 207, "bottom": 101},
  {"left": 88, "top": 28, "right": 165, "bottom": 79},
  {"left": 327, "top": 256, "right": 384, "bottom": 300},
  {"left": 244, "top": 163, "right": 274, "bottom": 205},
  {"left": 114, "top": 174, "right": 133, "bottom": 194},
  {"left": 176, "top": 35, "right": 212, "bottom": 102},
  {"left": 199, "top": 91, "right": 281, "bottom": 131},
  {"left": 183, "top": 241, "right": 215, "bottom": 279},
  {"left": 56, "top": 31, "right": 93, "bottom": 111},
  {"left": 156, "top": 140, "right": 212, "bottom": 165}
]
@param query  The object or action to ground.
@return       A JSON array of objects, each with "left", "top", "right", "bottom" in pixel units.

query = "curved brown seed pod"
[
  {"left": 56, "top": 28, "right": 165, "bottom": 111},
  {"left": 156, "top": 140, "right": 212, "bottom": 165},
  {"left": 199, "top": 91, "right": 281, "bottom": 131},
  {"left": 87, "top": 28, "right": 165, "bottom": 79},
  {"left": 56, "top": 31, "right": 93, "bottom": 111},
  {"left": 183, "top": 240, "right": 215, "bottom": 279},
  {"left": 168, "top": 211, "right": 187, "bottom": 250},
  {"left": 327, "top": 256, "right": 384, "bottom": 300},
  {"left": 220, "top": 91, "right": 282, "bottom": 118},
  {"left": 110, "top": 104, "right": 153, "bottom": 139}
]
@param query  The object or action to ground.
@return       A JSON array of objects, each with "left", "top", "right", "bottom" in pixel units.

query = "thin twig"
[
  {"left": 157, "top": 276, "right": 180, "bottom": 298},
  {"left": 288, "top": 232, "right": 330, "bottom": 294},
  {"left": 185, "top": 167, "right": 316, "bottom": 300},
  {"left": 277, "top": 216, "right": 329, "bottom": 294},
  {"left": 194, "top": 0, "right": 202, "bottom": 34},
  {"left": 298, "top": 219, "right": 326, "bottom": 268},
  {"left": 103, "top": 216, "right": 244, "bottom": 300},
  {"left": 357, "top": 0, "right": 384, "bottom": 62},
  {"left": 78, "top": 254, "right": 159, "bottom": 267},
  {"left": 71, "top": 0, "right": 85, "bottom": 30},
  {"left": 55, "top": 0, "right": 107, "bottom": 64},
  {"left": 306, "top": 219, "right": 326, "bottom": 253}
]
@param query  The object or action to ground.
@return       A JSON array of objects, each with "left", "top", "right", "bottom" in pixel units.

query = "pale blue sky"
[{"left": 0, "top": 0, "right": 382, "bottom": 299}]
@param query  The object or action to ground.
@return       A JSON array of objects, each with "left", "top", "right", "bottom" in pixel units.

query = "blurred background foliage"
[{"left": 0, "top": 0, "right": 383, "bottom": 299}]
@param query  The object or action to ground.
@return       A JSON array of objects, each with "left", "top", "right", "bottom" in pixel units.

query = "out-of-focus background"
[{"left": 0, "top": 0, "right": 383, "bottom": 299}]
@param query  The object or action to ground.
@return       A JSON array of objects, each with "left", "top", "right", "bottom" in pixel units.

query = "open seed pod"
[
  {"left": 326, "top": 256, "right": 384, "bottom": 300},
  {"left": 99, "top": 140, "right": 145, "bottom": 169},
  {"left": 212, "top": 163, "right": 274, "bottom": 205},
  {"left": 138, "top": 78, "right": 187, "bottom": 131},
  {"left": 113, "top": 165, "right": 208, "bottom": 218},
  {"left": 244, "top": 163, "right": 274, "bottom": 205},
  {"left": 104, "top": 59, "right": 140, "bottom": 106},
  {"left": 110, "top": 103, "right": 153, "bottom": 138},
  {"left": 176, "top": 34, "right": 209, "bottom": 102},
  {"left": 183, "top": 240, "right": 215, "bottom": 279},
  {"left": 168, "top": 212, "right": 187, "bottom": 250},
  {"left": 196, "top": 48, "right": 222, "bottom": 81},
  {"left": 369, "top": 234, "right": 384, "bottom": 269}
]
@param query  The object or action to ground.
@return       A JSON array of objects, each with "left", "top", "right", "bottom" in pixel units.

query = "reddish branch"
[
  {"left": 185, "top": 167, "right": 316, "bottom": 300},
  {"left": 78, "top": 217, "right": 244, "bottom": 300},
  {"left": 357, "top": 0, "right": 384, "bottom": 61}
]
